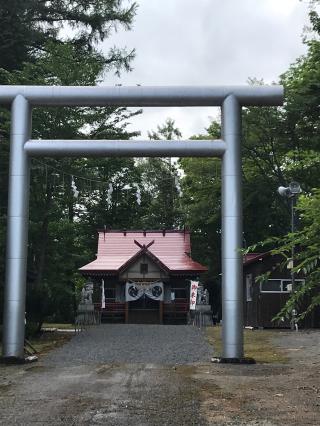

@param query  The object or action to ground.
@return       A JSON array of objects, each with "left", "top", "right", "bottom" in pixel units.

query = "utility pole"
[{"left": 278, "top": 181, "right": 302, "bottom": 330}]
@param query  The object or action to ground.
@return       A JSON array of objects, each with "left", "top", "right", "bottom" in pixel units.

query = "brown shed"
[{"left": 243, "top": 252, "right": 320, "bottom": 328}]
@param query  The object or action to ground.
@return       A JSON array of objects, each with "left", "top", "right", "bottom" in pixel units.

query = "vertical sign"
[
  {"left": 101, "top": 279, "right": 105, "bottom": 309},
  {"left": 189, "top": 280, "right": 199, "bottom": 310}
]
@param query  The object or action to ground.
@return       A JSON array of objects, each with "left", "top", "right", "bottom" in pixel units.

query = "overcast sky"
[{"left": 101, "top": 0, "right": 310, "bottom": 138}]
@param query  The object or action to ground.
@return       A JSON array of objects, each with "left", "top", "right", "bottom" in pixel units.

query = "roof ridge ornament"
[
  {"left": 134, "top": 239, "right": 143, "bottom": 248},
  {"left": 134, "top": 239, "right": 155, "bottom": 249}
]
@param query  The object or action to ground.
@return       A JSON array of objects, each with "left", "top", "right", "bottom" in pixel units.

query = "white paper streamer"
[
  {"left": 133, "top": 183, "right": 141, "bottom": 205},
  {"left": 107, "top": 183, "right": 113, "bottom": 207},
  {"left": 175, "top": 176, "right": 182, "bottom": 197},
  {"left": 71, "top": 176, "right": 79, "bottom": 198}
]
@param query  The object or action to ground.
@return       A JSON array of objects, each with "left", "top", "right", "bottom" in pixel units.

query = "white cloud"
[{"left": 101, "top": 0, "right": 309, "bottom": 138}]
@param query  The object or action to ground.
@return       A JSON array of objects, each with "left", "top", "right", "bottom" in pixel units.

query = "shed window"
[
  {"left": 260, "top": 279, "right": 305, "bottom": 293},
  {"left": 261, "top": 279, "right": 281, "bottom": 292},
  {"left": 246, "top": 274, "right": 253, "bottom": 302},
  {"left": 140, "top": 263, "right": 148, "bottom": 274},
  {"left": 282, "top": 280, "right": 292, "bottom": 292}
]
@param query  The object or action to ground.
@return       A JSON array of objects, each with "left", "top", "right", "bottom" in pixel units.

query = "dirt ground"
[{"left": 1, "top": 329, "right": 320, "bottom": 425}]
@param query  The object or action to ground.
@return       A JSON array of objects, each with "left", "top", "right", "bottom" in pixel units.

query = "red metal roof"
[
  {"left": 243, "top": 252, "right": 270, "bottom": 266},
  {"left": 80, "top": 230, "right": 207, "bottom": 274}
]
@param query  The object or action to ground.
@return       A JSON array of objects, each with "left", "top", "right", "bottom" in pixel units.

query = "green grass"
[
  {"left": 206, "top": 326, "right": 288, "bottom": 363},
  {"left": 0, "top": 323, "right": 73, "bottom": 356},
  {"left": 0, "top": 331, "right": 72, "bottom": 357},
  {"left": 28, "top": 333, "right": 72, "bottom": 355},
  {"left": 42, "top": 323, "right": 74, "bottom": 330}
]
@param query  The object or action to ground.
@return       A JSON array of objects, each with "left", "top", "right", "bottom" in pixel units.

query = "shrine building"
[{"left": 79, "top": 229, "right": 207, "bottom": 324}]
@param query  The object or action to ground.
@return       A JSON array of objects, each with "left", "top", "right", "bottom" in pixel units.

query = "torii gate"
[{"left": 0, "top": 85, "right": 283, "bottom": 362}]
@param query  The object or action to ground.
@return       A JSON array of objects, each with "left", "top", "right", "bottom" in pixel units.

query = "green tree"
[
  {"left": 148, "top": 118, "right": 182, "bottom": 140},
  {"left": 0, "top": 0, "right": 137, "bottom": 72},
  {"left": 241, "top": 101, "right": 291, "bottom": 241},
  {"left": 178, "top": 123, "right": 222, "bottom": 313},
  {"left": 248, "top": 6, "right": 320, "bottom": 323},
  {"left": 136, "top": 118, "right": 183, "bottom": 229},
  {"left": 0, "top": 49, "right": 140, "bottom": 328},
  {"left": 0, "top": 0, "right": 140, "bottom": 328},
  {"left": 179, "top": 7, "right": 320, "bottom": 317},
  {"left": 249, "top": 186, "right": 320, "bottom": 323}
]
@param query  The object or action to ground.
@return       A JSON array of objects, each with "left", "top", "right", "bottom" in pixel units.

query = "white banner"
[
  {"left": 125, "top": 281, "right": 164, "bottom": 302},
  {"left": 189, "top": 280, "right": 199, "bottom": 310},
  {"left": 125, "top": 282, "right": 144, "bottom": 301},
  {"left": 101, "top": 279, "right": 105, "bottom": 309},
  {"left": 145, "top": 282, "right": 164, "bottom": 301}
]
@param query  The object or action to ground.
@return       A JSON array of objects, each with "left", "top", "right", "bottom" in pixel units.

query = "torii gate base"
[{"left": 0, "top": 85, "right": 283, "bottom": 363}]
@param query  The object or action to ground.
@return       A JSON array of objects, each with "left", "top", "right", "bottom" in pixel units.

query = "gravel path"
[
  {"left": 272, "top": 329, "right": 320, "bottom": 360},
  {"left": 45, "top": 324, "right": 213, "bottom": 365},
  {"left": 1, "top": 330, "right": 320, "bottom": 425}
]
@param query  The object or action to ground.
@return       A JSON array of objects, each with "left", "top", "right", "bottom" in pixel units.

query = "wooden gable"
[{"left": 119, "top": 252, "right": 169, "bottom": 281}]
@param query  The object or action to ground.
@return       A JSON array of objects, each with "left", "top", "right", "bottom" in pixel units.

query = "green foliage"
[
  {"left": 248, "top": 189, "right": 320, "bottom": 323},
  {"left": 135, "top": 118, "right": 184, "bottom": 229},
  {"left": 0, "top": 0, "right": 137, "bottom": 72},
  {"left": 178, "top": 8, "right": 320, "bottom": 319},
  {"left": 0, "top": 2, "right": 141, "bottom": 329},
  {"left": 179, "top": 124, "right": 222, "bottom": 313},
  {"left": 179, "top": 157, "right": 221, "bottom": 277},
  {"left": 272, "top": 188, "right": 320, "bottom": 320},
  {"left": 1, "top": 2, "right": 320, "bottom": 329},
  {"left": 137, "top": 157, "right": 183, "bottom": 229},
  {"left": 242, "top": 107, "right": 285, "bottom": 239},
  {"left": 19, "top": 43, "right": 142, "bottom": 327},
  {"left": 254, "top": 271, "right": 271, "bottom": 286},
  {"left": 251, "top": 8, "right": 320, "bottom": 321},
  {"left": 148, "top": 118, "right": 182, "bottom": 140}
]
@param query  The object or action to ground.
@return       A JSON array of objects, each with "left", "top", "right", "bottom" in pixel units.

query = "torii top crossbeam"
[{"left": 0, "top": 85, "right": 283, "bottom": 106}]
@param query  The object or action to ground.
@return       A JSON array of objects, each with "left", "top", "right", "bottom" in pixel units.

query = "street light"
[{"left": 278, "top": 181, "right": 302, "bottom": 330}]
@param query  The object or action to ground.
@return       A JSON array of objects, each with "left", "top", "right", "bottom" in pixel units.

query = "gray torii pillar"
[
  {"left": 2, "top": 95, "right": 31, "bottom": 359},
  {"left": 221, "top": 95, "right": 243, "bottom": 359}
]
